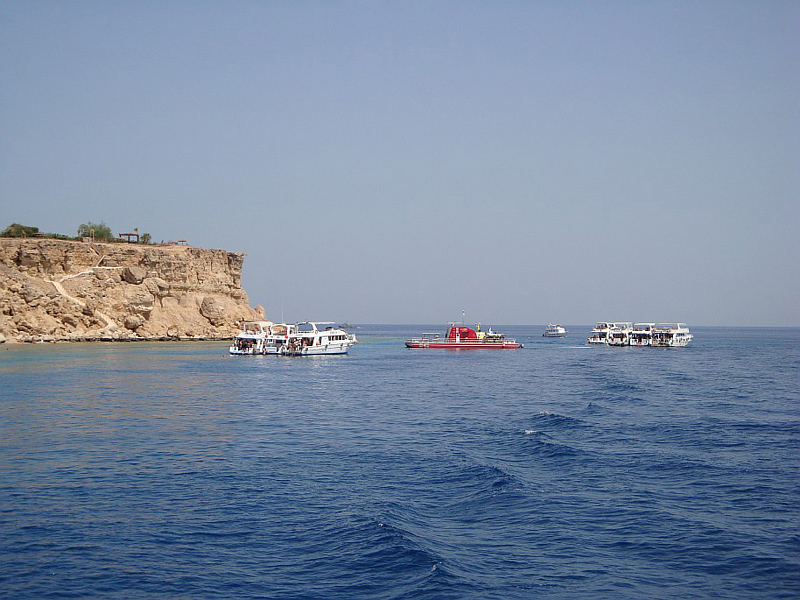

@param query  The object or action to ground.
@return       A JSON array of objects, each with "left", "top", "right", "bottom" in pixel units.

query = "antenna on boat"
[{"left": 462, "top": 309, "right": 465, "bottom": 325}]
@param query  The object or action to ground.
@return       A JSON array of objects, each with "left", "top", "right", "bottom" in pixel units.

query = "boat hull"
[
  {"left": 229, "top": 348, "right": 261, "bottom": 355},
  {"left": 651, "top": 337, "right": 693, "bottom": 348},
  {"left": 290, "top": 343, "right": 353, "bottom": 355}
]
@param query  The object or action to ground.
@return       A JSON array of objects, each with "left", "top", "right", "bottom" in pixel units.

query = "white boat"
[
  {"left": 230, "top": 321, "right": 357, "bottom": 356},
  {"left": 543, "top": 324, "right": 567, "bottom": 337},
  {"left": 588, "top": 322, "right": 610, "bottom": 344},
  {"left": 630, "top": 323, "right": 655, "bottom": 347},
  {"left": 229, "top": 321, "right": 275, "bottom": 355},
  {"left": 651, "top": 323, "right": 693, "bottom": 347},
  {"left": 607, "top": 322, "right": 633, "bottom": 347},
  {"left": 280, "top": 322, "right": 357, "bottom": 356}
]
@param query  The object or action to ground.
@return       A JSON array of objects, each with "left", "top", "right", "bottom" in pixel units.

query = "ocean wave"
[
  {"left": 300, "top": 512, "right": 473, "bottom": 600},
  {"left": 427, "top": 460, "right": 522, "bottom": 498},
  {"left": 529, "top": 410, "right": 587, "bottom": 429},
  {"left": 522, "top": 436, "right": 586, "bottom": 460}
]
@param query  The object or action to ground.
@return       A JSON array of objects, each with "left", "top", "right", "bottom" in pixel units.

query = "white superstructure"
[{"left": 651, "top": 323, "right": 693, "bottom": 347}]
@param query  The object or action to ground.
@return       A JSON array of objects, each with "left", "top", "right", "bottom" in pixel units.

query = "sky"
[{"left": 1, "top": 1, "right": 797, "bottom": 326}]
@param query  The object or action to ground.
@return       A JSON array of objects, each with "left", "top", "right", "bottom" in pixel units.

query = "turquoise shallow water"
[{"left": 1, "top": 326, "right": 798, "bottom": 599}]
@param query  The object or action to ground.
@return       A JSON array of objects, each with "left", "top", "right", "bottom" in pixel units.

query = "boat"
[
  {"left": 607, "top": 322, "right": 633, "bottom": 347},
  {"left": 406, "top": 323, "right": 522, "bottom": 349},
  {"left": 279, "top": 322, "right": 357, "bottom": 355},
  {"left": 586, "top": 321, "right": 693, "bottom": 347},
  {"left": 630, "top": 323, "right": 655, "bottom": 346},
  {"left": 543, "top": 324, "right": 567, "bottom": 337},
  {"left": 651, "top": 323, "right": 693, "bottom": 347},
  {"left": 229, "top": 321, "right": 275, "bottom": 355},
  {"left": 587, "top": 322, "right": 610, "bottom": 344},
  {"left": 230, "top": 321, "right": 357, "bottom": 355}
]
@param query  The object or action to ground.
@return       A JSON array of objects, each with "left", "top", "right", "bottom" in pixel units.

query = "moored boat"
[
  {"left": 229, "top": 321, "right": 275, "bottom": 355},
  {"left": 406, "top": 323, "right": 522, "bottom": 349},
  {"left": 588, "top": 322, "right": 610, "bottom": 344},
  {"left": 651, "top": 323, "right": 693, "bottom": 347},
  {"left": 587, "top": 321, "right": 693, "bottom": 347},
  {"left": 280, "top": 322, "right": 357, "bottom": 355},
  {"left": 543, "top": 324, "right": 568, "bottom": 337},
  {"left": 230, "top": 321, "right": 357, "bottom": 355},
  {"left": 630, "top": 323, "right": 655, "bottom": 346},
  {"left": 607, "top": 322, "right": 633, "bottom": 347}
]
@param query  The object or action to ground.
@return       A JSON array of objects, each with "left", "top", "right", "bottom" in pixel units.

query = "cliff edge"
[{"left": 0, "top": 239, "right": 265, "bottom": 342}]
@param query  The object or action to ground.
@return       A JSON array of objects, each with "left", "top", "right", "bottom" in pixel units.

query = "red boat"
[{"left": 405, "top": 323, "right": 522, "bottom": 349}]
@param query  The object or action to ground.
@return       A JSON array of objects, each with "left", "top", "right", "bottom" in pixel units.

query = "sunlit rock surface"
[{"left": 0, "top": 239, "right": 264, "bottom": 342}]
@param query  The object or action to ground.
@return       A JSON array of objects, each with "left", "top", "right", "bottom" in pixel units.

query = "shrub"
[
  {"left": 1, "top": 223, "right": 40, "bottom": 237},
  {"left": 77, "top": 221, "right": 114, "bottom": 242}
]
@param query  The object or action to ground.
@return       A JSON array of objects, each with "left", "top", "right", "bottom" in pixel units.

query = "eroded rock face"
[
  {"left": 123, "top": 266, "right": 147, "bottom": 285},
  {"left": 0, "top": 239, "right": 265, "bottom": 342},
  {"left": 199, "top": 296, "right": 226, "bottom": 326},
  {"left": 125, "top": 286, "right": 155, "bottom": 317}
]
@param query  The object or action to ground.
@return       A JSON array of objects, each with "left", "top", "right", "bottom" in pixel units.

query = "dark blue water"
[{"left": 1, "top": 326, "right": 798, "bottom": 599}]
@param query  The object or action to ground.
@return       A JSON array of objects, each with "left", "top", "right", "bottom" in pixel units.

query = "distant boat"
[
  {"left": 630, "top": 323, "right": 655, "bottom": 346},
  {"left": 281, "top": 322, "right": 358, "bottom": 355},
  {"left": 607, "top": 322, "right": 633, "bottom": 347},
  {"left": 229, "top": 321, "right": 357, "bottom": 355},
  {"left": 588, "top": 322, "right": 610, "bottom": 344},
  {"left": 587, "top": 321, "right": 693, "bottom": 347},
  {"left": 543, "top": 324, "right": 567, "bottom": 337},
  {"left": 406, "top": 323, "right": 522, "bottom": 349},
  {"left": 229, "top": 321, "right": 274, "bottom": 355},
  {"left": 651, "top": 323, "right": 693, "bottom": 347}
]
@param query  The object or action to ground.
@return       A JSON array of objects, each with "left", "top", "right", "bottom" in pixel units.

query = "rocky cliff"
[{"left": 0, "top": 239, "right": 265, "bottom": 342}]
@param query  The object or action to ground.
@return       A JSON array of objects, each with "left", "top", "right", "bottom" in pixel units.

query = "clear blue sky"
[{"left": 1, "top": 1, "right": 797, "bottom": 326}]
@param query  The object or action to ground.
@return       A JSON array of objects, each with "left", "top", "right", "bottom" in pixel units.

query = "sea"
[{"left": 1, "top": 325, "right": 798, "bottom": 599}]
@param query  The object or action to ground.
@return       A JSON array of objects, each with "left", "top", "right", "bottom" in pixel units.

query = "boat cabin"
[{"left": 445, "top": 325, "right": 478, "bottom": 342}]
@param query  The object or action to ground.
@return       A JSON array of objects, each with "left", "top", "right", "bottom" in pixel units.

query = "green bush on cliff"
[
  {"left": 77, "top": 221, "right": 115, "bottom": 242},
  {"left": 2, "top": 223, "right": 40, "bottom": 237}
]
